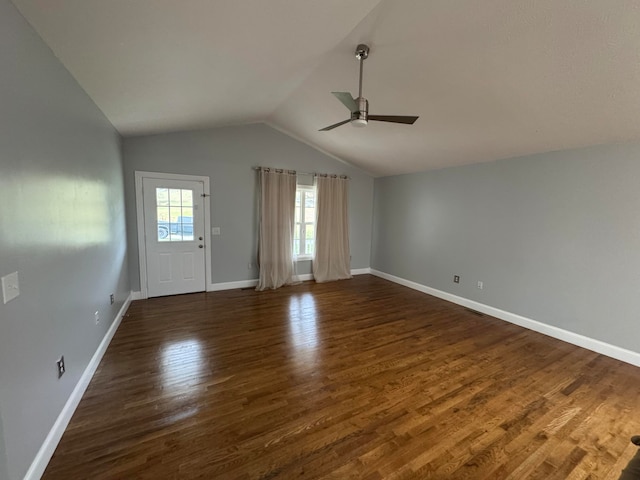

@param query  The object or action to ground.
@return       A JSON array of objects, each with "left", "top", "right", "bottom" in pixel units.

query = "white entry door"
[{"left": 141, "top": 177, "right": 207, "bottom": 297}]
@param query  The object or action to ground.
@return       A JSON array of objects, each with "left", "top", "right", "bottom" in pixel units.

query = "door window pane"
[
  {"left": 156, "top": 188, "right": 169, "bottom": 206},
  {"left": 157, "top": 207, "right": 170, "bottom": 222},
  {"left": 182, "top": 190, "right": 193, "bottom": 207},
  {"left": 169, "top": 189, "right": 182, "bottom": 206}
]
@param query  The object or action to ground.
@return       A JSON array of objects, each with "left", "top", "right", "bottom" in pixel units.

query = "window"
[
  {"left": 155, "top": 187, "right": 194, "bottom": 242},
  {"left": 294, "top": 186, "right": 316, "bottom": 258}
]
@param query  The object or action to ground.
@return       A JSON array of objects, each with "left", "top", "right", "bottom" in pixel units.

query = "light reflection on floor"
[
  {"left": 288, "top": 293, "right": 320, "bottom": 370},
  {"left": 160, "top": 339, "right": 206, "bottom": 397}
]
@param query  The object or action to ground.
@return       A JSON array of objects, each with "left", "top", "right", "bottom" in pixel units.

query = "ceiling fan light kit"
[{"left": 320, "top": 44, "right": 419, "bottom": 131}]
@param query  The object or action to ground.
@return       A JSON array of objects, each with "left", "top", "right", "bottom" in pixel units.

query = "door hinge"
[{"left": 201, "top": 193, "right": 210, "bottom": 197}]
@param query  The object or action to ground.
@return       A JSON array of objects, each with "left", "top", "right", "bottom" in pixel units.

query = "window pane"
[
  {"left": 182, "top": 189, "right": 193, "bottom": 207},
  {"left": 294, "top": 188, "right": 317, "bottom": 256},
  {"left": 181, "top": 207, "right": 193, "bottom": 219},
  {"left": 156, "top": 188, "right": 169, "bottom": 206},
  {"left": 178, "top": 212, "right": 194, "bottom": 241},
  {"left": 305, "top": 223, "right": 314, "bottom": 239},
  {"left": 293, "top": 218, "right": 303, "bottom": 256},
  {"left": 169, "top": 188, "right": 182, "bottom": 206},
  {"left": 304, "top": 206, "right": 315, "bottom": 223},
  {"left": 305, "top": 224, "right": 315, "bottom": 254},
  {"left": 157, "top": 206, "right": 170, "bottom": 222},
  {"left": 158, "top": 224, "right": 170, "bottom": 241},
  {"left": 293, "top": 236, "right": 300, "bottom": 255},
  {"left": 157, "top": 206, "right": 170, "bottom": 241},
  {"left": 304, "top": 191, "right": 316, "bottom": 222},
  {"left": 304, "top": 191, "right": 315, "bottom": 208}
]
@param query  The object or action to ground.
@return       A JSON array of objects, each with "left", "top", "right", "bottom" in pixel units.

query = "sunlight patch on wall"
[{"left": 0, "top": 174, "right": 111, "bottom": 247}]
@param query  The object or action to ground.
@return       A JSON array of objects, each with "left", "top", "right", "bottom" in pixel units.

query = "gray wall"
[
  {"left": 0, "top": 412, "right": 7, "bottom": 480},
  {"left": 0, "top": 1, "right": 129, "bottom": 478},
  {"left": 372, "top": 143, "right": 640, "bottom": 353},
  {"left": 123, "top": 123, "right": 374, "bottom": 290}
]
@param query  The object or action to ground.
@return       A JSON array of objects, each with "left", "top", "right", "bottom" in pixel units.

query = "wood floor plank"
[{"left": 42, "top": 275, "right": 640, "bottom": 479}]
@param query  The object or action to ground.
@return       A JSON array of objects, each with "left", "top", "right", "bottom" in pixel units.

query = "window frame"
[
  {"left": 294, "top": 185, "right": 316, "bottom": 261},
  {"left": 155, "top": 187, "right": 195, "bottom": 243}
]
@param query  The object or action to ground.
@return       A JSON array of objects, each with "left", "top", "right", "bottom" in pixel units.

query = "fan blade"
[
  {"left": 319, "top": 119, "right": 351, "bottom": 131},
  {"left": 331, "top": 92, "right": 357, "bottom": 112},
  {"left": 368, "top": 115, "right": 419, "bottom": 125}
]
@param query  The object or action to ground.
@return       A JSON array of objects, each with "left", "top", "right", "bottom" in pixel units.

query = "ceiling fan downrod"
[{"left": 353, "top": 44, "right": 370, "bottom": 127}]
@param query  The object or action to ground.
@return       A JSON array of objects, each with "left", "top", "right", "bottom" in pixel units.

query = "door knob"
[
  {"left": 199, "top": 245, "right": 204, "bottom": 248},
  {"left": 199, "top": 236, "right": 203, "bottom": 241}
]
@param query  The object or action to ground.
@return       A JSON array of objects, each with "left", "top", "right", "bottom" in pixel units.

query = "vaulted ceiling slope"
[{"left": 12, "top": 0, "right": 640, "bottom": 176}]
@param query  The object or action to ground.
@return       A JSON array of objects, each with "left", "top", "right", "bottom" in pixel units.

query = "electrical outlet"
[
  {"left": 110, "top": 293, "right": 114, "bottom": 305},
  {"left": 57, "top": 356, "right": 65, "bottom": 378},
  {"left": 454, "top": 275, "right": 460, "bottom": 284},
  {"left": 94, "top": 310, "right": 100, "bottom": 324},
  {"left": 477, "top": 281, "right": 483, "bottom": 290}
]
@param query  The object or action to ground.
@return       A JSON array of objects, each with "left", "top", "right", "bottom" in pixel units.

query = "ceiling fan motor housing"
[{"left": 351, "top": 97, "right": 369, "bottom": 126}]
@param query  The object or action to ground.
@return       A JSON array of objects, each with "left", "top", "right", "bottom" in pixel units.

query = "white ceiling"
[{"left": 12, "top": 0, "right": 640, "bottom": 176}]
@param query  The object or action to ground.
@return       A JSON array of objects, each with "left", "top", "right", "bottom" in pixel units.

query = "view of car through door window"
[{"left": 156, "top": 187, "right": 195, "bottom": 242}]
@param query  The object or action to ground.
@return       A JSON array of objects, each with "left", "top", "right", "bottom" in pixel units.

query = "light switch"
[
  {"left": 2, "top": 271, "right": 20, "bottom": 304},
  {"left": 212, "top": 227, "right": 221, "bottom": 235}
]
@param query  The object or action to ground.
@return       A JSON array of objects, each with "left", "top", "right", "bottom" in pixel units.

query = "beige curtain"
[
  {"left": 313, "top": 175, "right": 352, "bottom": 283},
  {"left": 256, "top": 169, "right": 300, "bottom": 291}
]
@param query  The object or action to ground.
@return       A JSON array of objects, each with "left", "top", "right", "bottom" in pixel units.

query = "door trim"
[{"left": 135, "top": 171, "right": 212, "bottom": 299}]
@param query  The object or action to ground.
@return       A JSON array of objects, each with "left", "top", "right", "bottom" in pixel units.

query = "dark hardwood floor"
[{"left": 43, "top": 275, "right": 640, "bottom": 479}]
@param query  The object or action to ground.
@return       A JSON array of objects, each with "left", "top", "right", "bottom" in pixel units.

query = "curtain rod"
[{"left": 253, "top": 166, "right": 349, "bottom": 179}]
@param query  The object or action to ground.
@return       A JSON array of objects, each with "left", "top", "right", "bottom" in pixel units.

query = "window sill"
[{"left": 295, "top": 256, "right": 313, "bottom": 262}]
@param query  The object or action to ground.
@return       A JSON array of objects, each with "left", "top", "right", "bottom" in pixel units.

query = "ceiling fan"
[{"left": 319, "top": 44, "right": 419, "bottom": 131}]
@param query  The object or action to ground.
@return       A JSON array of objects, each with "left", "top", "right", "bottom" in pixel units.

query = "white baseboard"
[
  {"left": 208, "top": 279, "right": 258, "bottom": 291},
  {"left": 131, "top": 290, "right": 144, "bottom": 300},
  {"left": 351, "top": 268, "right": 371, "bottom": 276},
  {"left": 138, "top": 268, "right": 374, "bottom": 296},
  {"left": 370, "top": 269, "right": 640, "bottom": 368},
  {"left": 24, "top": 293, "right": 133, "bottom": 480},
  {"left": 207, "top": 268, "right": 371, "bottom": 292}
]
